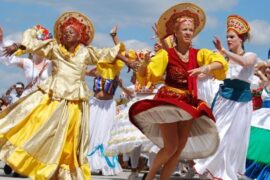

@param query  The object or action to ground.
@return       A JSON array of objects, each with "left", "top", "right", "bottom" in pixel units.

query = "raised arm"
[
  {"left": 110, "top": 25, "right": 120, "bottom": 45},
  {"left": 118, "top": 78, "right": 135, "bottom": 99},
  {"left": 2, "top": 43, "right": 25, "bottom": 57},
  {"left": 87, "top": 44, "right": 138, "bottom": 72},
  {"left": 213, "top": 36, "right": 256, "bottom": 67},
  {"left": 3, "top": 26, "right": 54, "bottom": 60},
  {"left": 5, "top": 84, "right": 15, "bottom": 96},
  {"left": 152, "top": 23, "right": 172, "bottom": 51}
]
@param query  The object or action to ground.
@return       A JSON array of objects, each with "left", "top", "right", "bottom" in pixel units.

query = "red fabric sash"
[{"left": 188, "top": 48, "right": 198, "bottom": 98}]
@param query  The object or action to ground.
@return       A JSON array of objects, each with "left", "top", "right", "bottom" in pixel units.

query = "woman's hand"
[
  {"left": 144, "top": 51, "right": 151, "bottom": 63},
  {"left": 118, "top": 78, "right": 124, "bottom": 88},
  {"left": 197, "top": 73, "right": 209, "bottom": 80},
  {"left": 188, "top": 66, "right": 210, "bottom": 77},
  {"left": 152, "top": 23, "right": 160, "bottom": 38},
  {"left": 86, "top": 68, "right": 98, "bottom": 77},
  {"left": 255, "top": 61, "right": 268, "bottom": 72},
  {"left": 110, "top": 25, "right": 118, "bottom": 37},
  {"left": 213, "top": 36, "right": 223, "bottom": 52},
  {"left": 128, "top": 61, "right": 140, "bottom": 71},
  {"left": 255, "top": 70, "right": 268, "bottom": 82},
  {"left": 2, "top": 44, "right": 18, "bottom": 56}
]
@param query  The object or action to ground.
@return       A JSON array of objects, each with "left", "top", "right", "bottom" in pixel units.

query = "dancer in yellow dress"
[{"left": 1, "top": 11, "right": 133, "bottom": 180}]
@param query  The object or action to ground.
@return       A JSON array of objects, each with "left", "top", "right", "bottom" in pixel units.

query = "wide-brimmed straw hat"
[
  {"left": 157, "top": 3, "right": 206, "bottom": 39},
  {"left": 54, "top": 11, "right": 95, "bottom": 46}
]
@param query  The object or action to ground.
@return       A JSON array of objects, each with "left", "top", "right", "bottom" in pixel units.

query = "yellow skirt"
[{"left": 0, "top": 90, "right": 91, "bottom": 180}]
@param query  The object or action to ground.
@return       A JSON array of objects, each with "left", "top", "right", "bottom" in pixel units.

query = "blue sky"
[{"left": 1, "top": 0, "right": 270, "bottom": 97}]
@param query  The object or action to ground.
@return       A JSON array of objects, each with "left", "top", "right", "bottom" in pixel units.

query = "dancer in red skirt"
[{"left": 129, "top": 3, "right": 228, "bottom": 180}]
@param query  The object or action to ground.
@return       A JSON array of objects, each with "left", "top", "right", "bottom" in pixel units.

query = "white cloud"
[
  {"left": 5, "top": 32, "right": 23, "bottom": 43},
  {"left": 206, "top": 16, "right": 219, "bottom": 29},
  {"left": 92, "top": 32, "right": 151, "bottom": 50},
  {"left": 122, "top": 39, "right": 152, "bottom": 51},
  {"left": 250, "top": 20, "right": 270, "bottom": 45},
  {"left": 92, "top": 32, "right": 115, "bottom": 48}
]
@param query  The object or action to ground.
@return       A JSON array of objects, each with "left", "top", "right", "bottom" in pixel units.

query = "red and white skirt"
[{"left": 129, "top": 86, "right": 219, "bottom": 160}]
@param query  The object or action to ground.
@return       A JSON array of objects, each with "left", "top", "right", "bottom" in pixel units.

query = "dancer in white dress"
[
  {"left": 87, "top": 29, "right": 126, "bottom": 175},
  {"left": 195, "top": 15, "right": 257, "bottom": 180},
  {"left": 197, "top": 74, "right": 221, "bottom": 106}
]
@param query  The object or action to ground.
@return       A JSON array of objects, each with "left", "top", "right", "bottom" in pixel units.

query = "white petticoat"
[
  {"left": 105, "top": 93, "right": 155, "bottom": 156},
  {"left": 87, "top": 97, "right": 122, "bottom": 175}
]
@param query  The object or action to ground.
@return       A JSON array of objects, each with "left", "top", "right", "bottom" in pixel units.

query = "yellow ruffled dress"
[{"left": 0, "top": 27, "right": 124, "bottom": 180}]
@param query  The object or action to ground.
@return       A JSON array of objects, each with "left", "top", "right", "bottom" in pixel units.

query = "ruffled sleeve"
[
  {"left": 96, "top": 59, "right": 125, "bottom": 80},
  {"left": 146, "top": 49, "right": 168, "bottom": 84},
  {"left": 86, "top": 42, "right": 125, "bottom": 65},
  {"left": 126, "top": 49, "right": 137, "bottom": 61},
  {"left": 197, "top": 48, "right": 228, "bottom": 80},
  {"left": 17, "top": 27, "right": 55, "bottom": 59},
  {"left": 86, "top": 43, "right": 126, "bottom": 80}
]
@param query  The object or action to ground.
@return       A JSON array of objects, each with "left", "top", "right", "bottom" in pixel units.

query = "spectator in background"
[{"left": 5, "top": 82, "right": 24, "bottom": 103}]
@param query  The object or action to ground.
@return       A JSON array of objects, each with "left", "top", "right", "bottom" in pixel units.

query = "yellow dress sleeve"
[
  {"left": 126, "top": 49, "right": 137, "bottom": 61},
  {"left": 197, "top": 48, "right": 228, "bottom": 80},
  {"left": 95, "top": 60, "right": 125, "bottom": 80},
  {"left": 16, "top": 28, "right": 55, "bottom": 59},
  {"left": 87, "top": 43, "right": 126, "bottom": 79},
  {"left": 86, "top": 42, "right": 125, "bottom": 65},
  {"left": 146, "top": 49, "right": 168, "bottom": 84},
  {"left": 135, "top": 49, "right": 168, "bottom": 88}
]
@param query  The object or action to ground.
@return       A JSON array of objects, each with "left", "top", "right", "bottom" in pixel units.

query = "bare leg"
[
  {"left": 130, "top": 145, "right": 142, "bottom": 170},
  {"left": 160, "top": 120, "right": 193, "bottom": 180},
  {"left": 146, "top": 123, "right": 179, "bottom": 180}
]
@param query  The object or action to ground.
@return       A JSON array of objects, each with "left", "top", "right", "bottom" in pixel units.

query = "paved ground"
[
  {"left": 0, "top": 161, "right": 252, "bottom": 180},
  {"left": 91, "top": 170, "right": 201, "bottom": 180},
  {"left": 0, "top": 169, "right": 200, "bottom": 180},
  {"left": 0, "top": 161, "right": 200, "bottom": 180}
]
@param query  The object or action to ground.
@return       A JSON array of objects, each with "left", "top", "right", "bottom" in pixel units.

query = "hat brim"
[
  {"left": 157, "top": 3, "right": 206, "bottom": 39},
  {"left": 54, "top": 11, "right": 95, "bottom": 46}
]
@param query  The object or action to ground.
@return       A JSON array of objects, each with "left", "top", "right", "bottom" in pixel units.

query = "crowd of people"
[{"left": 0, "top": 2, "right": 269, "bottom": 180}]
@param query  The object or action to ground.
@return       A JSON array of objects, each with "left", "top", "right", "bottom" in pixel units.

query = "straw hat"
[{"left": 157, "top": 3, "right": 206, "bottom": 39}]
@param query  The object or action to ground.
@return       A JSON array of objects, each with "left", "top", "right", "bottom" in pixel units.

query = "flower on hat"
[{"left": 34, "top": 25, "right": 52, "bottom": 41}]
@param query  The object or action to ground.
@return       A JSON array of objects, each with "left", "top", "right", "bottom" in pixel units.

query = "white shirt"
[{"left": 226, "top": 52, "right": 257, "bottom": 83}]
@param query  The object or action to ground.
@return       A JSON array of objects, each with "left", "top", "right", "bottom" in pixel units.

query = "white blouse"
[
  {"left": 226, "top": 52, "right": 257, "bottom": 83},
  {"left": 0, "top": 55, "right": 51, "bottom": 84}
]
